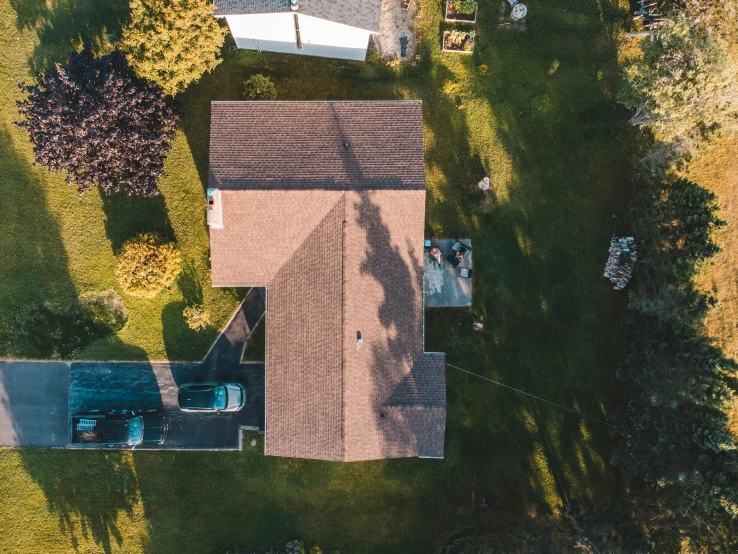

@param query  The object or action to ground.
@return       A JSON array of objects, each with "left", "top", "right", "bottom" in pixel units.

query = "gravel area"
[{"left": 377, "top": 0, "right": 418, "bottom": 61}]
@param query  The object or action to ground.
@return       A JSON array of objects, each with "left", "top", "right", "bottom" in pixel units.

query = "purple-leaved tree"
[{"left": 16, "top": 46, "right": 178, "bottom": 197}]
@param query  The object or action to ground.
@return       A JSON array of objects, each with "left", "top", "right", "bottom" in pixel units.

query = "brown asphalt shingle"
[
  {"left": 208, "top": 101, "right": 426, "bottom": 191},
  {"left": 208, "top": 101, "right": 445, "bottom": 461}
]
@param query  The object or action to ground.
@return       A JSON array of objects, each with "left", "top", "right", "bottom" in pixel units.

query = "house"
[
  {"left": 213, "top": 0, "right": 380, "bottom": 61},
  {"left": 206, "top": 101, "right": 446, "bottom": 461}
]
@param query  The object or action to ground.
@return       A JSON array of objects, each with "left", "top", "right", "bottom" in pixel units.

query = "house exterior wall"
[{"left": 223, "top": 13, "right": 372, "bottom": 61}]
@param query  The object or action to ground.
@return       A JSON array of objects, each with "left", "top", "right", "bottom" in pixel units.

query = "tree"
[
  {"left": 123, "top": 0, "right": 226, "bottom": 96},
  {"left": 612, "top": 178, "right": 738, "bottom": 552},
  {"left": 115, "top": 233, "right": 182, "bottom": 297},
  {"left": 243, "top": 74, "right": 277, "bottom": 100},
  {"left": 16, "top": 47, "right": 178, "bottom": 197},
  {"left": 618, "top": 14, "right": 738, "bottom": 164}
]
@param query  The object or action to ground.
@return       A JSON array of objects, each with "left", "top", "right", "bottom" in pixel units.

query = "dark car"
[
  {"left": 71, "top": 410, "right": 168, "bottom": 447},
  {"left": 178, "top": 382, "right": 247, "bottom": 413}
]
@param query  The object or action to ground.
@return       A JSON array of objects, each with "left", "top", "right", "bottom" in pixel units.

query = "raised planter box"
[
  {"left": 442, "top": 30, "right": 475, "bottom": 53},
  {"left": 445, "top": 0, "right": 477, "bottom": 23}
]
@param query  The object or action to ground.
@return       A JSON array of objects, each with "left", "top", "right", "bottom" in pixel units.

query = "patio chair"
[
  {"left": 452, "top": 240, "right": 472, "bottom": 258},
  {"left": 459, "top": 267, "right": 472, "bottom": 278}
]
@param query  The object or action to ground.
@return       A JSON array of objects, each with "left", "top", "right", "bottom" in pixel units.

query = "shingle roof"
[
  {"left": 208, "top": 101, "right": 445, "bottom": 461},
  {"left": 213, "top": 0, "right": 382, "bottom": 33},
  {"left": 209, "top": 101, "right": 425, "bottom": 191}
]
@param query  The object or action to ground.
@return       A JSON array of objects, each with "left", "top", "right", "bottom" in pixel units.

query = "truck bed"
[{"left": 71, "top": 415, "right": 105, "bottom": 444}]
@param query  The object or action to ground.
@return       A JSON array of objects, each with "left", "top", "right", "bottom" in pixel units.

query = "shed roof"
[
  {"left": 213, "top": 0, "right": 382, "bottom": 33},
  {"left": 208, "top": 101, "right": 445, "bottom": 461}
]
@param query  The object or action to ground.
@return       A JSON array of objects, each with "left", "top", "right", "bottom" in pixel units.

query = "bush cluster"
[
  {"left": 115, "top": 233, "right": 182, "bottom": 298},
  {"left": 14, "top": 294, "right": 127, "bottom": 358}
]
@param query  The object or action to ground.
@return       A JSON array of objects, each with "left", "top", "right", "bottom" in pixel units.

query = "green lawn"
[{"left": 0, "top": 0, "right": 636, "bottom": 552}]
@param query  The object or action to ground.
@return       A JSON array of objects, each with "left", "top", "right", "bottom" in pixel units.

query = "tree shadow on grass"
[
  {"left": 9, "top": 0, "right": 130, "bottom": 73},
  {"left": 0, "top": 125, "right": 77, "bottom": 355},
  {"left": 10, "top": 340, "right": 152, "bottom": 553},
  {"left": 160, "top": 300, "right": 219, "bottom": 363},
  {"left": 99, "top": 191, "right": 176, "bottom": 253},
  {"left": 19, "top": 448, "right": 140, "bottom": 553}
]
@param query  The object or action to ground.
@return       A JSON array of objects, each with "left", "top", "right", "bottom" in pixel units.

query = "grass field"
[{"left": 0, "top": 0, "right": 639, "bottom": 552}]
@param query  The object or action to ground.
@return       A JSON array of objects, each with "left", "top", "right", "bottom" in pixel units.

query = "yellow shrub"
[{"left": 115, "top": 232, "right": 182, "bottom": 298}]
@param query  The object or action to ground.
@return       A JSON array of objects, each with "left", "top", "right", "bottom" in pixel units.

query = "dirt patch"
[{"left": 377, "top": 0, "right": 418, "bottom": 61}]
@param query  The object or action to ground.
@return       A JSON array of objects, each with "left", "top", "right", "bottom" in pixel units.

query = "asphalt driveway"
[
  {"left": 0, "top": 362, "right": 69, "bottom": 447},
  {"left": 69, "top": 362, "right": 264, "bottom": 450},
  {"left": 0, "top": 290, "right": 267, "bottom": 450}
]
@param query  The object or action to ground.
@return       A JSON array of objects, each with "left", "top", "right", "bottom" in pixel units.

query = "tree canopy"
[
  {"left": 618, "top": 13, "right": 738, "bottom": 168},
  {"left": 612, "top": 178, "right": 738, "bottom": 552},
  {"left": 123, "top": 0, "right": 226, "bottom": 96},
  {"left": 16, "top": 47, "right": 178, "bottom": 197}
]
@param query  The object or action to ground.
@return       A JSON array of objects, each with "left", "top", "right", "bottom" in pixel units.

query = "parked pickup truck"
[{"left": 70, "top": 410, "right": 168, "bottom": 447}]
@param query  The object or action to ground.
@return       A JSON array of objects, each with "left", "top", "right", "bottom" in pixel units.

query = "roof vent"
[
  {"left": 290, "top": 0, "right": 298, "bottom": 11},
  {"left": 356, "top": 331, "right": 362, "bottom": 343},
  {"left": 343, "top": 142, "right": 350, "bottom": 151}
]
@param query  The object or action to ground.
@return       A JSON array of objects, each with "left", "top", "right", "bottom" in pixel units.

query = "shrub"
[
  {"left": 243, "top": 74, "right": 278, "bottom": 100},
  {"left": 183, "top": 304, "right": 211, "bottom": 330},
  {"left": 115, "top": 233, "right": 182, "bottom": 298},
  {"left": 449, "top": 0, "right": 478, "bottom": 15},
  {"left": 15, "top": 47, "right": 178, "bottom": 197},
  {"left": 123, "top": 0, "right": 226, "bottom": 95},
  {"left": 14, "top": 295, "right": 127, "bottom": 358},
  {"left": 477, "top": 63, "right": 488, "bottom": 74},
  {"left": 547, "top": 59, "right": 560, "bottom": 76}
]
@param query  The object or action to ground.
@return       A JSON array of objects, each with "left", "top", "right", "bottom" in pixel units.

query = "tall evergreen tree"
[
  {"left": 16, "top": 47, "right": 178, "bottom": 197},
  {"left": 123, "top": 0, "right": 226, "bottom": 96},
  {"left": 613, "top": 178, "right": 738, "bottom": 551}
]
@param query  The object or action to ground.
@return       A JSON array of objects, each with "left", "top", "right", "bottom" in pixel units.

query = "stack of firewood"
[
  {"left": 604, "top": 236, "right": 637, "bottom": 290},
  {"left": 633, "top": 0, "right": 665, "bottom": 31}
]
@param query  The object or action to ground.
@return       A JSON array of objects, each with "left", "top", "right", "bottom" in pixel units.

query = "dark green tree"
[{"left": 612, "top": 178, "right": 738, "bottom": 551}]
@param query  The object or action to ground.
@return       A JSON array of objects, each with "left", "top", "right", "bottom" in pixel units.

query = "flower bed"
[
  {"left": 445, "top": 0, "right": 477, "bottom": 22},
  {"left": 442, "top": 30, "right": 475, "bottom": 53}
]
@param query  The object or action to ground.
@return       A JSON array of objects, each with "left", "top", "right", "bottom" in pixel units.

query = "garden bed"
[
  {"left": 442, "top": 30, "right": 475, "bottom": 53},
  {"left": 445, "top": 0, "right": 477, "bottom": 22}
]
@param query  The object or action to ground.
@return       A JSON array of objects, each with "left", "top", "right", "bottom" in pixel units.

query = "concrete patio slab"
[{"left": 424, "top": 239, "right": 473, "bottom": 307}]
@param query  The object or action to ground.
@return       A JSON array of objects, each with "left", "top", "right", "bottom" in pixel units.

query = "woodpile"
[
  {"left": 632, "top": 0, "right": 665, "bottom": 32},
  {"left": 604, "top": 236, "right": 637, "bottom": 290}
]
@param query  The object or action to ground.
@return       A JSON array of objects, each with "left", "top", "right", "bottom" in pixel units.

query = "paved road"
[
  {"left": 0, "top": 362, "right": 70, "bottom": 447},
  {"left": 0, "top": 292, "right": 267, "bottom": 450}
]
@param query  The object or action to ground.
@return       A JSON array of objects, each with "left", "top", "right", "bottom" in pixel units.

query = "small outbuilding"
[{"left": 214, "top": 0, "right": 381, "bottom": 61}]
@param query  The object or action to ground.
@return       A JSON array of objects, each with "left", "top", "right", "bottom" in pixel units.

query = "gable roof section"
[
  {"left": 213, "top": 0, "right": 382, "bottom": 33},
  {"left": 208, "top": 101, "right": 424, "bottom": 191},
  {"left": 207, "top": 101, "right": 445, "bottom": 461}
]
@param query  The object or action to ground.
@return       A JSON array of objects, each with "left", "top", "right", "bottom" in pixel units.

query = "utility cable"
[{"left": 445, "top": 363, "right": 618, "bottom": 429}]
